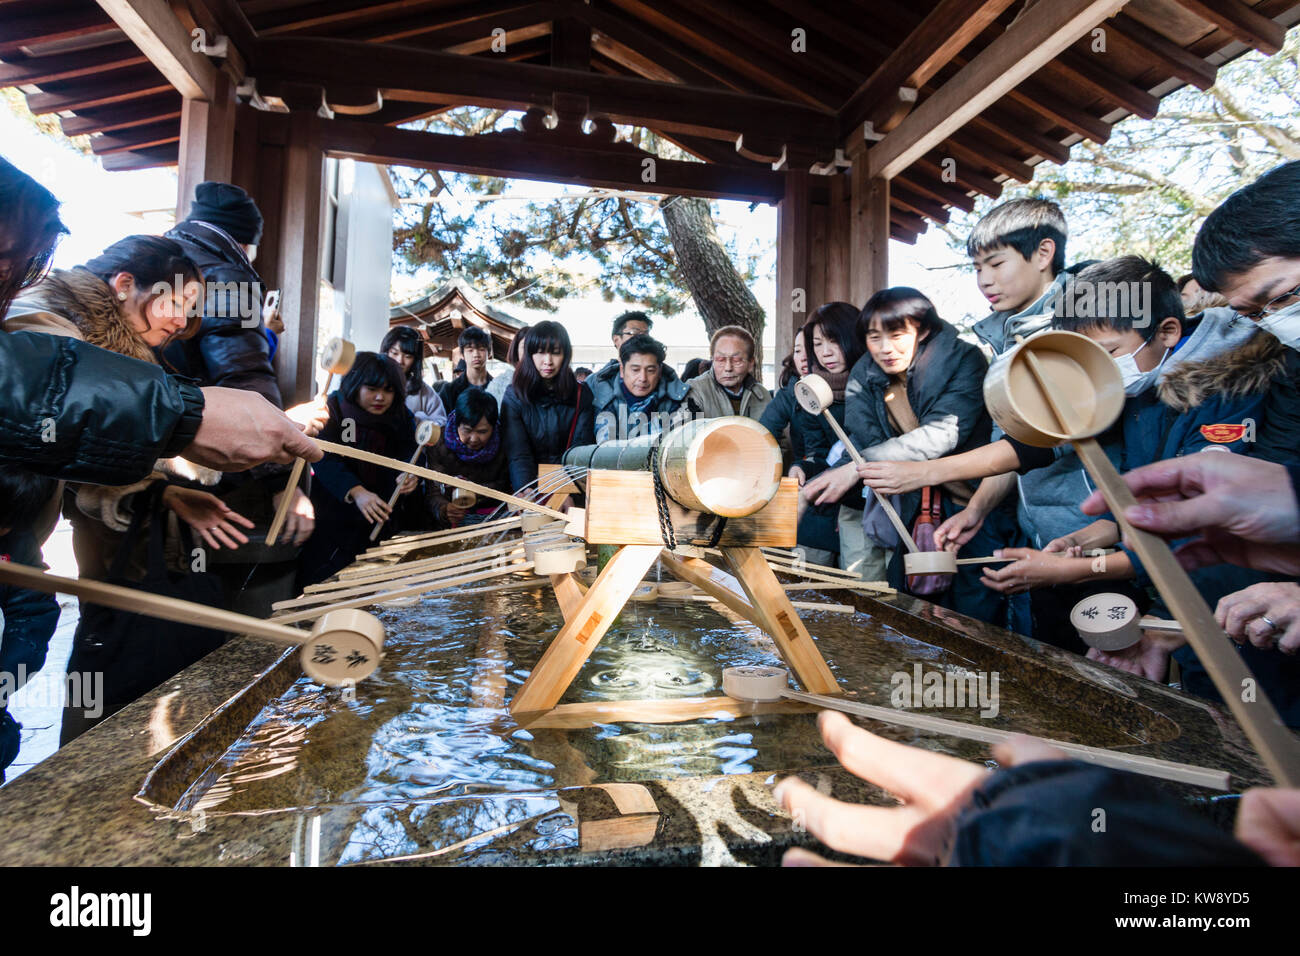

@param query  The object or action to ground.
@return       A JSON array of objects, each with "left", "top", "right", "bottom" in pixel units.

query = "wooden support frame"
[
  {"left": 177, "top": 71, "right": 237, "bottom": 221},
  {"left": 511, "top": 541, "right": 841, "bottom": 717}
]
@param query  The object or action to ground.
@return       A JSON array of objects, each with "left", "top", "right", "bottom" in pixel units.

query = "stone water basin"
[{"left": 123, "top": 568, "right": 1265, "bottom": 866}]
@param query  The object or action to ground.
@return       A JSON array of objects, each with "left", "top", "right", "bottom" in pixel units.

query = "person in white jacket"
[{"left": 381, "top": 325, "right": 447, "bottom": 427}]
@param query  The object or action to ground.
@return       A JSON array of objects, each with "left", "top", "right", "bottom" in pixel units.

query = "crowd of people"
[{"left": 1, "top": 151, "right": 1298, "bottom": 865}]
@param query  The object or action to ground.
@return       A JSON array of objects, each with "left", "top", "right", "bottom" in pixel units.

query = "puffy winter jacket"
[
  {"left": 160, "top": 221, "right": 282, "bottom": 407},
  {"left": 845, "top": 319, "right": 990, "bottom": 526},
  {"left": 1, "top": 305, "right": 204, "bottom": 486},
  {"left": 588, "top": 360, "right": 688, "bottom": 443},
  {"left": 500, "top": 381, "right": 595, "bottom": 493}
]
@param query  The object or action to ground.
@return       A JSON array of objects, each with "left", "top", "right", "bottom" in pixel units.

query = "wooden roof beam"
[
  {"left": 0, "top": 42, "right": 147, "bottom": 86},
  {"left": 600, "top": 0, "right": 842, "bottom": 108},
  {"left": 59, "top": 94, "right": 183, "bottom": 135},
  {"left": 838, "top": 0, "right": 1017, "bottom": 137},
  {"left": 550, "top": 14, "right": 590, "bottom": 69},
  {"left": 890, "top": 182, "right": 951, "bottom": 224},
  {"left": 914, "top": 152, "right": 1003, "bottom": 200},
  {"left": 26, "top": 70, "right": 173, "bottom": 114},
  {"left": 1004, "top": 81, "right": 1112, "bottom": 143},
  {"left": 255, "top": 36, "right": 837, "bottom": 146},
  {"left": 366, "top": 2, "right": 561, "bottom": 47},
  {"left": 893, "top": 171, "right": 977, "bottom": 213},
  {"left": 575, "top": 3, "right": 753, "bottom": 89},
  {"left": 0, "top": 5, "right": 115, "bottom": 58},
  {"left": 253, "top": 0, "right": 458, "bottom": 35},
  {"left": 943, "top": 129, "right": 1036, "bottom": 183},
  {"left": 100, "top": 143, "right": 178, "bottom": 171},
  {"left": 1047, "top": 48, "right": 1161, "bottom": 119},
  {"left": 1172, "top": 0, "right": 1285, "bottom": 56},
  {"left": 1106, "top": 11, "right": 1218, "bottom": 90},
  {"left": 88, "top": 119, "right": 181, "bottom": 154},
  {"left": 868, "top": 0, "right": 1127, "bottom": 180},
  {"left": 320, "top": 117, "right": 786, "bottom": 203},
  {"left": 94, "top": 0, "right": 219, "bottom": 99}
]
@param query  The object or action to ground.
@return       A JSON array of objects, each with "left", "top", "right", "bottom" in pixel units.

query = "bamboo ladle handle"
[
  {"left": 1019, "top": 348, "right": 1300, "bottom": 786},
  {"left": 369, "top": 421, "right": 441, "bottom": 541},
  {"left": 794, "top": 376, "right": 917, "bottom": 552},
  {"left": 312, "top": 438, "right": 567, "bottom": 520},
  {"left": 0, "top": 562, "right": 384, "bottom": 686}
]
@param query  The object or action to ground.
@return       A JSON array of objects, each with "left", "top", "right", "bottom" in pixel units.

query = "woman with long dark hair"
[
  {"left": 500, "top": 320, "right": 594, "bottom": 493},
  {"left": 298, "top": 351, "right": 422, "bottom": 587},
  {"left": 381, "top": 324, "right": 447, "bottom": 427}
]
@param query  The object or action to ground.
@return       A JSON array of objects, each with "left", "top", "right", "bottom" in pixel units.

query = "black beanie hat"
[{"left": 186, "top": 181, "right": 264, "bottom": 245}]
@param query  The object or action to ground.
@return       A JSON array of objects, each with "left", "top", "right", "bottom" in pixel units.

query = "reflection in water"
[{"left": 179, "top": 584, "right": 1149, "bottom": 863}]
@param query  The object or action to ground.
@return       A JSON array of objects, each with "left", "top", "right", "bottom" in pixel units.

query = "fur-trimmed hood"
[
  {"left": 6, "top": 268, "right": 157, "bottom": 364},
  {"left": 1158, "top": 331, "right": 1287, "bottom": 413}
]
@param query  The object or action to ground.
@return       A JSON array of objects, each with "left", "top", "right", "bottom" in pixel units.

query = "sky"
[{"left": 2, "top": 98, "right": 995, "bottom": 369}]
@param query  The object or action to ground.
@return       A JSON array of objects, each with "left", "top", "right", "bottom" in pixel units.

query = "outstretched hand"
[
  {"left": 772, "top": 711, "right": 1065, "bottom": 866},
  {"left": 1080, "top": 453, "right": 1300, "bottom": 575}
]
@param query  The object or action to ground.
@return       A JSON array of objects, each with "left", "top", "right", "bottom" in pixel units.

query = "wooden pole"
[
  {"left": 369, "top": 423, "right": 440, "bottom": 541},
  {"left": 0, "top": 561, "right": 309, "bottom": 648},
  {"left": 782, "top": 690, "right": 1231, "bottom": 791},
  {"left": 313, "top": 439, "right": 567, "bottom": 520}
]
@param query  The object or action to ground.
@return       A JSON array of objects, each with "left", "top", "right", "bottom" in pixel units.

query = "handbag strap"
[
  {"left": 885, "top": 385, "right": 972, "bottom": 507},
  {"left": 566, "top": 384, "right": 582, "bottom": 448}
]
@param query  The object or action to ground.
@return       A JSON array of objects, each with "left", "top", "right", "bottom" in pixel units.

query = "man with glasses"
[
  {"left": 1193, "top": 160, "right": 1300, "bottom": 349},
  {"left": 599, "top": 311, "right": 653, "bottom": 376},
  {"left": 685, "top": 324, "right": 772, "bottom": 421}
]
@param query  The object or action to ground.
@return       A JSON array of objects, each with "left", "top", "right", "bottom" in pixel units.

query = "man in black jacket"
[{"left": 162, "top": 182, "right": 282, "bottom": 407}]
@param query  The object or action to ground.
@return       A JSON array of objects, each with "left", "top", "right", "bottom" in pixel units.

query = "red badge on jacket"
[{"left": 1200, "top": 424, "right": 1247, "bottom": 443}]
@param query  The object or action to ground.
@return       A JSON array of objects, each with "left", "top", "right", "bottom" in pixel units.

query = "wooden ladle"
[
  {"left": 0, "top": 561, "right": 384, "bottom": 687},
  {"left": 987, "top": 329, "right": 1300, "bottom": 786}
]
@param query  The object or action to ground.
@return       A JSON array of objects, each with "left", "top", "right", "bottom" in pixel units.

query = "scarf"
[
  {"left": 443, "top": 411, "right": 501, "bottom": 464},
  {"left": 618, "top": 377, "right": 661, "bottom": 415},
  {"left": 818, "top": 369, "right": 850, "bottom": 403}
]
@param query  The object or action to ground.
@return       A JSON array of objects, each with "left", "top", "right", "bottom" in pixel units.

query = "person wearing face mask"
[
  {"left": 978, "top": 259, "right": 1296, "bottom": 675},
  {"left": 1191, "top": 160, "right": 1300, "bottom": 467},
  {"left": 500, "top": 320, "right": 594, "bottom": 494},
  {"left": 297, "top": 352, "right": 421, "bottom": 587}
]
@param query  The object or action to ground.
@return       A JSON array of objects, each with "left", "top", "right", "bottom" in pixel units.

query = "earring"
[{"left": 118, "top": 292, "right": 127, "bottom": 301}]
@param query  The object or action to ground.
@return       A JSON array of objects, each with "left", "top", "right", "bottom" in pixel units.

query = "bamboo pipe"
[
  {"left": 562, "top": 416, "right": 782, "bottom": 517},
  {"left": 1006, "top": 340, "right": 1300, "bottom": 787},
  {"left": 0, "top": 561, "right": 384, "bottom": 687},
  {"left": 793, "top": 376, "right": 918, "bottom": 552},
  {"left": 369, "top": 420, "right": 441, "bottom": 541}
]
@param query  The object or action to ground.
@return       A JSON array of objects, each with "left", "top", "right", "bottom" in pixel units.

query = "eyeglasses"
[{"left": 1238, "top": 283, "right": 1300, "bottom": 322}]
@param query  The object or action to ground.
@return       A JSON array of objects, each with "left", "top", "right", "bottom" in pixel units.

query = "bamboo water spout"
[{"left": 562, "top": 416, "right": 782, "bottom": 518}]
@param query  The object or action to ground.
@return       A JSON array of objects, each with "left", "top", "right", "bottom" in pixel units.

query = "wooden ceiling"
[{"left": 2, "top": 0, "right": 1297, "bottom": 241}]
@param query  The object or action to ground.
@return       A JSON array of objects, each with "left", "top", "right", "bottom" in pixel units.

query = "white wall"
[{"left": 331, "top": 160, "right": 397, "bottom": 353}]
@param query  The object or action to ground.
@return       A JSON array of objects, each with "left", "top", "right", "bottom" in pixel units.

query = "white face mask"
[
  {"left": 1115, "top": 337, "right": 1169, "bottom": 396},
  {"left": 1255, "top": 298, "right": 1300, "bottom": 351}
]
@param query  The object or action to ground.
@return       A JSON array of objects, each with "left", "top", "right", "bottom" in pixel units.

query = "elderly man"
[
  {"left": 685, "top": 324, "right": 771, "bottom": 420},
  {"left": 589, "top": 333, "right": 688, "bottom": 442}
]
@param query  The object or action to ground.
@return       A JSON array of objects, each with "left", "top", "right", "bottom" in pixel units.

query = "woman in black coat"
[
  {"left": 297, "top": 352, "right": 421, "bottom": 587},
  {"left": 500, "top": 320, "right": 595, "bottom": 493}
]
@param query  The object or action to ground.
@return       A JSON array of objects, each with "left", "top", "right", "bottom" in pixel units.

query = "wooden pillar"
[
  {"left": 273, "top": 111, "right": 325, "bottom": 405},
  {"left": 824, "top": 170, "right": 852, "bottom": 304},
  {"left": 774, "top": 157, "right": 812, "bottom": 367},
  {"left": 176, "top": 71, "right": 236, "bottom": 219},
  {"left": 849, "top": 141, "right": 890, "bottom": 308}
]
